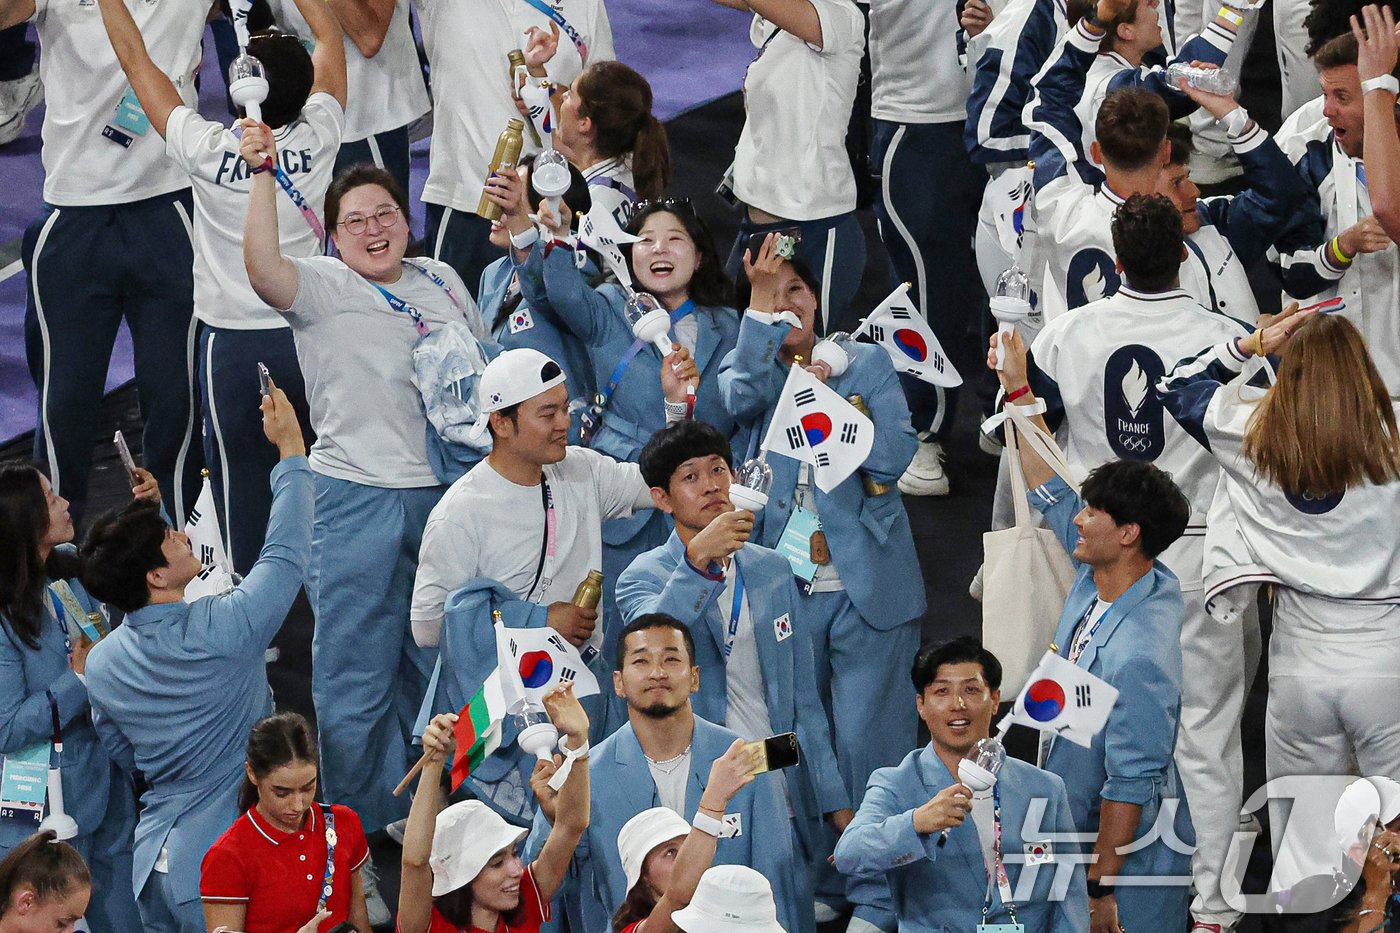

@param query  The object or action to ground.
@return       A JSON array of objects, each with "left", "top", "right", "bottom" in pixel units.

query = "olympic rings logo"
[{"left": 1117, "top": 434, "right": 1154, "bottom": 454}]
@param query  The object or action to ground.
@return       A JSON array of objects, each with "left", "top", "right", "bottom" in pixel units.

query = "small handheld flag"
[
  {"left": 450, "top": 670, "right": 507, "bottom": 792},
  {"left": 495, "top": 620, "right": 600, "bottom": 715},
  {"left": 760, "top": 364, "right": 873, "bottom": 492},
  {"left": 855, "top": 284, "right": 962, "bottom": 388},
  {"left": 184, "top": 475, "right": 236, "bottom": 602},
  {"left": 1001, "top": 650, "right": 1118, "bottom": 748},
  {"left": 577, "top": 208, "right": 642, "bottom": 292}
]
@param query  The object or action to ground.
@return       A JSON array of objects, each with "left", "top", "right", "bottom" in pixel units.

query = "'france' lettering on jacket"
[
  {"left": 215, "top": 147, "right": 315, "bottom": 186},
  {"left": 1104, "top": 344, "right": 1166, "bottom": 461}
]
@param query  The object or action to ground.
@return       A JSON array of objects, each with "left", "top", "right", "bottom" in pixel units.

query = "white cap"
[
  {"left": 672, "top": 866, "right": 786, "bottom": 933},
  {"left": 467, "top": 348, "right": 567, "bottom": 440},
  {"left": 429, "top": 800, "right": 529, "bottom": 897},
  {"left": 618, "top": 807, "right": 692, "bottom": 897}
]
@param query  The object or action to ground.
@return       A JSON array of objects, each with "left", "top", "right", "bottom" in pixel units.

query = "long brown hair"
[
  {"left": 0, "top": 463, "right": 80, "bottom": 650},
  {"left": 1242, "top": 314, "right": 1400, "bottom": 496},
  {"left": 611, "top": 880, "right": 658, "bottom": 931},
  {"left": 576, "top": 62, "right": 671, "bottom": 201},
  {"left": 238, "top": 713, "right": 318, "bottom": 811}
]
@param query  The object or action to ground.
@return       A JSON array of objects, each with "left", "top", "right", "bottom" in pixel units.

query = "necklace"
[{"left": 645, "top": 744, "right": 692, "bottom": 775}]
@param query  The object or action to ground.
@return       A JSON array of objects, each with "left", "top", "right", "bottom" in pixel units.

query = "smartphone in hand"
[
  {"left": 257, "top": 362, "right": 272, "bottom": 398},
  {"left": 113, "top": 431, "right": 140, "bottom": 489},
  {"left": 743, "top": 732, "right": 800, "bottom": 775}
]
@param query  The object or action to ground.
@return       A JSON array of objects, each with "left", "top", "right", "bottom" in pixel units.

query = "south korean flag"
[
  {"left": 856, "top": 283, "right": 962, "bottom": 389},
  {"left": 577, "top": 208, "right": 642, "bottom": 292},
  {"left": 761, "top": 364, "right": 873, "bottom": 492},
  {"left": 183, "top": 475, "right": 236, "bottom": 602}
]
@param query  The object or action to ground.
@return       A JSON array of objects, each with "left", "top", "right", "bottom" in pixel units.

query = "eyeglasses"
[
  {"left": 338, "top": 205, "right": 401, "bottom": 236},
  {"left": 624, "top": 197, "right": 696, "bottom": 226}
]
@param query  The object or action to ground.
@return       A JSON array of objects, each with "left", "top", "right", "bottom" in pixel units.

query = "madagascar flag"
[{"left": 450, "top": 669, "right": 507, "bottom": 792}]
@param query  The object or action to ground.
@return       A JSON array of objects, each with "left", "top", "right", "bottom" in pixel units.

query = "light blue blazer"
[
  {"left": 532, "top": 715, "right": 812, "bottom": 933},
  {"left": 517, "top": 245, "right": 742, "bottom": 547},
  {"left": 718, "top": 314, "right": 925, "bottom": 630},
  {"left": 1029, "top": 476, "right": 1196, "bottom": 899},
  {"left": 834, "top": 746, "right": 1089, "bottom": 933},
  {"left": 615, "top": 536, "right": 850, "bottom": 827},
  {"left": 85, "top": 457, "right": 313, "bottom": 908},
  {"left": 0, "top": 562, "right": 134, "bottom": 852}
]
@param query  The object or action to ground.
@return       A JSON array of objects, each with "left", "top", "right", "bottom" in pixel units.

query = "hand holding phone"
[
  {"left": 743, "top": 732, "right": 800, "bottom": 775},
  {"left": 257, "top": 362, "right": 273, "bottom": 398},
  {"left": 113, "top": 431, "right": 140, "bottom": 488}
]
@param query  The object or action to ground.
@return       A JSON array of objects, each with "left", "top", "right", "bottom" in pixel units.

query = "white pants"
[
  {"left": 1174, "top": 586, "right": 1262, "bottom": 926},
  {"left": 1274, "top": 0, "right": 1321, "bottom": 120}
]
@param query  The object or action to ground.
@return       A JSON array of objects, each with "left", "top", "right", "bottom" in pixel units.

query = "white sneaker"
[
  {"left": 0, "top": 69, "right": 43, "bottom": 147},
  {"left": 360, "top": 860, "right": 392, "bottom": 927},
  {"left": 898, "top": 436, "right": 950, "bottom": 496}
]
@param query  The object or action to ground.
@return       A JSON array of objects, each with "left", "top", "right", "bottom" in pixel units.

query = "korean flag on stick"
[
  {"left": 761, "top": 364, "right": 873, "bottom": 493},
  {"left": 577, "top": 208, "right": 642, "bottom": 292},
  {"left": 183, "top": 474, "right": 236, "bottom": 602},
  {"left": 855, "top": 283, "right": 962, "bottom": 388},
  {"left": 1000, "top": 651, "right": 1118, "bottom": 748},
  {"left": 495, "top": 622, "right": 601, "bottom": 714}
]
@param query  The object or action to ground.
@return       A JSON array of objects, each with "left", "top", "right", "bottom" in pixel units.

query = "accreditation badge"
[{"left": 976, "top": 925, "right": 1025, "bottom": 933}]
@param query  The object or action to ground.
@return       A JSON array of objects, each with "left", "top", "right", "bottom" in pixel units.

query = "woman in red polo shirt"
[
  {"left": 200, "top": 713, "right": 372, "bottom": 932},
  {"left": 398, "top": 682, "right": 590, "bottom": 933}
]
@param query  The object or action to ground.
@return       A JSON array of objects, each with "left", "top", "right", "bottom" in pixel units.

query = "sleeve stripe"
[{"left": 200, "top": 896, "right": 251, "bottom": 903}]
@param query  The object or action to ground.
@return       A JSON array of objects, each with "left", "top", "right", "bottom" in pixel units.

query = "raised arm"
[
  {"left": 96, "top": 0, "right": 183, "bottom": 138},
  {"left": 711, "top": 0, "right": 824, "bottom": 47},
  {"left": 398, "top": 713, "right": 455, "bottom": 933},
  {"left": 329, "top": 0, "right": 393, "bottom": 59},
  {"left": 241, "top": 125, "right": 301, "bottom": 310},
  {"left": 294, "top": 0, "right": 348, "bottom": 107},
  {"left": 0, "top": 0, "right": 35, "bottom": 32},
  {"left": 1356, "top": 5, "right": 1400, "bottom": 239},
  {"left": 527, "top": 684, "right": 591, "bottom": 901},
  {"left": 987, "top": 330, "right": 1056, "bottom": 489}
]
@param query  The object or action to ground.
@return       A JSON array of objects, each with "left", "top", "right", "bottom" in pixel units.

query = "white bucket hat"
[
  {"left": 429, "top": 800, "right": 529, "bottom": 897},
  {"left": 466, "top": 348, "right": 567, "bottom": 440},
  {"left": 618, "top": 807, "right": 692, "bottom": 897},
  {"left": 672, "top": 865, "right": 786, "bottom": 933}
]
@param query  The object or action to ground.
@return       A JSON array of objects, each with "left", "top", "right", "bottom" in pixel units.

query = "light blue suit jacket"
[
  {"left": 518, "top": 246, "right": 742, "bottom": 546},
  {"left": 531, "top": 714, "right": 812, "bottom": 933},
  {"left": 615, "top": 535, "right": 850, "bottom": 822},
  {"left": 834, "top": 746, "right": 1088, "bottom": 933},
  {"left": 718, "top": 314, "right": 925, "bottom": 629},
  {"left": 1029, "top": 476, "right": 1195, "bottom": 881},
  {"left": 85, "top": 457, "right": 313, "bottom": 907},
  {"left": 0, "top": 562, "right": 133, "bottom": 852}
]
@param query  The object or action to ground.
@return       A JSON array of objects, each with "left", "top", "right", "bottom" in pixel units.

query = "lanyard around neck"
[
  {"left": 981, "top": 783, "right": 1018, "bottom": 924},
  {"left": 723, "top": 561, "right": 745, "bottom": 657}
]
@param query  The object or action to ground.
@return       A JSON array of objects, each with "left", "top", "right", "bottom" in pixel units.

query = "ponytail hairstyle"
[
  {"left": 238, "top": 712, "right": 319, "bottom": 811},
  {"left": 0, "top": 462, "right": 81, "bottom": 650},
  {"left": 576, "top": 61, "right": 672, "bottom": 200},
  {"left": 0, "top": 830, "right": 90, "bottom": 918}
]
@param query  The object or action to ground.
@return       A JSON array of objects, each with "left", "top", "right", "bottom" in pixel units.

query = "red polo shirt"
[
  {"left": 201, "top": 803, "right": 370, "bottom": 932},
  {"left": 410, "top": 864, "right": 550, "bottom": 933}
]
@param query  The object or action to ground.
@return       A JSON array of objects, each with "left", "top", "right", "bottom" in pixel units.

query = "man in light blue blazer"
[
  {"left": 529, "top": 615, "right": 812, "bottom": 933},
  {"left": 835, "top": 638, "right": 1088, "bottom": 933},
  {"left": 616, "top": 421, "right": 853, "bottom": 898},
  {"left": 720, "top": 251, "right": 925, "bottom": 927},
  {"left": 80, "top": 389, "right": 312, "bottom": 933},
  {"left": 993, "top": 331, "right": 1196, "bottom": 933}
]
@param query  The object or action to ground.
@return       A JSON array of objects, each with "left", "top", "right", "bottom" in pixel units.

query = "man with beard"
[{"left": 529, "top": 614, "right": 811, "bottom": 933}]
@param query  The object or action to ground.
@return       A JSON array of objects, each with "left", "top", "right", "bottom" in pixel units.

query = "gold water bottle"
[
  {"left": 847, "top": 394, "right": 891, "bottom": 496},
  {"left": 572, "top": 570, "right": 605, "bottom": 611},
  {"left": 507, "top": 50, "right": 543, "bottom": 147},
  {"left": 477, "top": 118, "right": 525, "bottom": 220}
]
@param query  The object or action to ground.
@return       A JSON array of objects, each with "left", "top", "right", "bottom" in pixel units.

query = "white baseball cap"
[
  {"left": 618, "top": 807, "right": 692, "bottom": 897},
  {"left": 467, "top": 348, "right": 567, "bottom": 441},
  {"left": 429, "top": 800, "right": 529, "bottom": 897},
  {"left": 672, "top": 865, "right": 786, "bottom": 933}
]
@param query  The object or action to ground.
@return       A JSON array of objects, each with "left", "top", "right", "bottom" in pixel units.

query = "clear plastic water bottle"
[{"left": 1166, "top": 60, "right": 1239, "bottom": 96}]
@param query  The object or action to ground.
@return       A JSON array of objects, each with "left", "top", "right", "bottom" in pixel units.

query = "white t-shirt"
[
  {"left": 971, "top": 789, "right": 996, "bottom": 875},
  {"left": 649, "top": 749, "right": 692, "bottom": 815},
  {"left": 31, "top": 0, "right": 206, "bottom": 206},
  {"left": 284, "top": 256, "right": 481, "bottom": 486},
  {"left": 869, "top": 0, "right": 969, "bottom": 123},
  {"left": 417, "top": 0, "right": 614, "bottom": 214},
  {"left": 720, "top": 573, "right": 771, "bottom": 743},
  {"left": 732, "top": 0, "right": 864, "bottom": 220},
  {"left": 410, "top": 448, "right": 651, "bottom": 643},
  {"left": 165, "top": 94, "right": 344, "bottom": 330},
  {"left": 267, "top": 0, "right": 430, "bottom": 143}
]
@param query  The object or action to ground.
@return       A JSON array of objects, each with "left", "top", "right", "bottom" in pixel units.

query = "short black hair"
[
  {"left": 1079, "top": 460, "right": 1190, "bottom": 558},
  {"left": 79, "top": 500, "right": 169, "bottom": 613},
  {"left": 245, "top": 32, "right": 313, "bottom": 131},
  {"left": 638, "top": 421, "right": 733, "bottom": 490},
  {"left": 910, "top": 636, "right": 1003, "bottom": 694},
  {"left": 325, "top": 164, "right": 412, "bottom": 234},
  {"left": 1095, "top": 88, "right": 1169, "bottom": 171},
  {"left": 615, "top": 613, "right": 696, "bottom": 671},
  {"left": 624, "top": 202, "right": 733, "bottom": 309},
  {"left": 1112, "top": 194, "right": 1183, "bottom": 292},
  {"left": 518, "top": 154, "right": 593, "bottom": 219}
]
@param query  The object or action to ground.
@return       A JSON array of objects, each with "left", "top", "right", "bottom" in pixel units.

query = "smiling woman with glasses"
[{"left": 241, "top": 145, "right": 492, "bottom": 844}]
